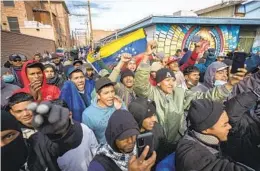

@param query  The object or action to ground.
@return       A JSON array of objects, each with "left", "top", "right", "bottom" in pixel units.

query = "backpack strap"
[{"left": 93, "top": 154, "right": 122, "bottom": 171}]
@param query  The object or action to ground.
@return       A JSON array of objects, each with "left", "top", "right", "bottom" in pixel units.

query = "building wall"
[
  {"left": 24, "top": 1, "right": 42, "bottom": 21},
  {"left": 1, "top": 1, "right": 27, "bottom": 31},
  {"left": 198, "top": 6, "right": 235, "bottom": 17},
  {"left": 1, "top": 31, "right": 55, "bottom": 64},
  {"left": 153, "top": 24, "right": 256, "bottom": 56},
  {"left": 93, "top": 30, "right": 116, "bottom": 43},
  {"left": 41, "top": 1, "right": 71, "bottom": 49},
  {"left": 21, "top": 27, "right": 55, "bottom": 40}
]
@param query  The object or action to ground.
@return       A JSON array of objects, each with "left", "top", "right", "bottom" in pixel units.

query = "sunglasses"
[{"left": 13, "top": 59, "right": 22, "bottom": 62}]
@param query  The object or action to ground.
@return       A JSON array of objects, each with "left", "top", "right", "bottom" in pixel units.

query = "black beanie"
[
  {"left": 105, "top": 109, "right": 139, "bottom": 151},
  {"left": 128, "top": 97, "right": 156, "bottom": 128},
  {"left": 120, "top": 69, "right": 134, "bottom": 83},
  {"left": 188, "top": 99, "right": 224, "bottom": 132},
  {"left": 155, "top": 68, "right": 175, "bottom": 84},
  {"left": 1, "top": 110, "right": 21, "bottom": 132}
]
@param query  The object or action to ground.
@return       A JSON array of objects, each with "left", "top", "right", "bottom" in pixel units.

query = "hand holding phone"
[
  {"left": 128, "top": 145, "right": 156, "bottom": 171},
  {"left": 137, "top": 132, "right": 154, "bottom": 159}
]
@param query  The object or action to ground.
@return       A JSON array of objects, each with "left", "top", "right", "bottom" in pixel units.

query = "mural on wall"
[
  {"left": 155, "top": 24, "right": 240, "bottom": 56},
  {"left": 252, "top": 28, "right": 260, "bottom": 53}
]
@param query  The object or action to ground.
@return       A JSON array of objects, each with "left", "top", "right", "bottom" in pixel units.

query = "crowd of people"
[{"left": 1, "top": 40, "right": 260, "bottom": 171}]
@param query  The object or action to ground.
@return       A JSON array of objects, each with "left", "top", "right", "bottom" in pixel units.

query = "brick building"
[{"left": 1, "top": 0, "right": 71, "bottom": 49}]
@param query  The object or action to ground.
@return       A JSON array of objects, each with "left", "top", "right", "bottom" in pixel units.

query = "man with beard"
[
  {"left": 9, "top": 54, "right": 25, "bottom": 87},
  {"left": 60, "top": 67, "right": 95, "bottom": 122},
  {"left": 44, "top": 63, "right": 65, "bottom": 89},
  {"left": 88, "top": 109, "right": 156, "bottom": 171},
  {"left": 108, "top": 53, "right": 136, "bottom": 108},
  {"left": 183, "top": 66, "right": 200, "bottom": 91},
  {"left": 82, "top": 77, "right": 125, "bottom": 143}
]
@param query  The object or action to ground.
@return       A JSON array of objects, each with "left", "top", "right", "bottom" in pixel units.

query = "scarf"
[{"left": 96, "top": 144, "right": 136, "bottom": 171}]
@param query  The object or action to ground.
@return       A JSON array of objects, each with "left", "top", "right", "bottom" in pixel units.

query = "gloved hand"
[{"left": 27, "top": 101, "right": 70, "bottom": 135}]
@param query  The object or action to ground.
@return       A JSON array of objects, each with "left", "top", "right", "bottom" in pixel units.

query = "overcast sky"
[{"left": 66, "top": 0, "right": 223, "bottom": 31}]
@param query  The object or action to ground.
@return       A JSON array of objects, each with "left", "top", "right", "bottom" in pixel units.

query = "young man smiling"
[
  {"left": 134, "top": 42, "right": 247, "bottom": 144},
  {"left": 82, "top": 77, "right": 125, "bottom": 144}
]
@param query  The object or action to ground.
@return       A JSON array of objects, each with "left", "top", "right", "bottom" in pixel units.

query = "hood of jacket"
[
  {"left": 105, "top": 109, "right": 139, "bottom": 151},
  {"left": 204, "top": 61, "right": 228, "bottom": 89},
  {"left": 21, "top": 60, "right": 47, "bottom": 88}
]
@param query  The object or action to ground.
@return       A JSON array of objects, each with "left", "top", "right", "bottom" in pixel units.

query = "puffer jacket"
[{"left": 134, "top": 62, "right": 231, "bottom": 143}]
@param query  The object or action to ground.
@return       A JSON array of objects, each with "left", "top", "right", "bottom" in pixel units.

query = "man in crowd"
[
  {"left": 222, "top": 91, "right": 260, "bottom": 170},
  {"left": 44, "top": 63, "right": 65, "bottom": 89},
  {"left": 51, "top": 53, "right": 64, "bottom": 75},
  {"left": 1, "top": 68, "right": 20, "bottom": 109},
  {"left": 73, "top": 60, "right": 83, "bottom": 68},
  {"left": 84, "top": 63, "right": 96, "bottom": 80},
  {"left": 127, "top": 58, "right": 137, "bottom": 72},
  {"left": 88, "top": 109, "right": 156, "bottom": 171},
  {"left": 134, "top": 45, "right": 247, "bottom": 144},
  {"left": 216, "top": 52, "right": 226, "bottom": 62},
  {"left": 183, "top": 66, "right": 200, "bottom": 90},
  {"left": 179, "top": 48, "right": 192, "bottom": 67},
  {"left": 176, "top": 99, "right": 255, "bottom": 171},
  {"left": 60, "top": 67, "right": 95, "bottom": 122},
  {"left": 33, "top": 53, "right": 42, "bottom": 62},
  {"left": 193, "top": 61, "right": 229, "bottom": 92},
  {"left": 15, "top": 60, "right": 60, "bottom": 101},
  {"left": 180, "top": 43, "right": 201, "bottom": 71},
  {"left": 82, "top": 77, "right": 125, "bottom": 143},
  {"left": 149, "top": 62, "right": 163, "bottom": 86},
  {"left": 108, "top": 53, "right": 136, "bottom": 107},
  {"left": 6, "top": 94, "right": 99, "bottom": 171},
  {"left": 9, "top": 54, "right": 24, "bottom": 87},
  {"left": 1, "top": 67, "right": 18, "bottom": 85},
  {"left": 8, "top": 92, "right": 36, "bottom": 139},
  {"left": 166, "top": 56, "right": 186, "bottom": 88},
  {"left": 128, "top": 97, "right": 175, "bottom": 163},
  {"left": 174, "top": 49, "right": 182, "bottom": 60}
]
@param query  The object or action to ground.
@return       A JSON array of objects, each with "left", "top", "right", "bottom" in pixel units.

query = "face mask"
[
  {"left": 2, "top": 75, "right": 15, "bottom": 83},
  {"left": 1, "top": 134, "right": 28, "bottom": 171},
  {"left": 214, "top": 80, "right": 227, "bottom": 86}
]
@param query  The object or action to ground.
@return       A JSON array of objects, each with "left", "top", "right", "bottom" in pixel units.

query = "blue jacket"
[
  {"left": 179, "top": 50, "right": 192, "bottom": 66},
  {"left": 60, "top": 79, "right": 95, "bottom": 122},
  {"left": 195, "top": 53, "right": 216, "bottom": 73},
  {"left": 82, "top": 97, "right": 126, "bottom": 144}
]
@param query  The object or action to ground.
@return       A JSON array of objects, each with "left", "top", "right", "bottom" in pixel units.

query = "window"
[
  {"left": 3, "top": 0, "right": 14, "bottom": 7},
  {"left": 7, "top": 17, "right": 20, "bottom": 33}
]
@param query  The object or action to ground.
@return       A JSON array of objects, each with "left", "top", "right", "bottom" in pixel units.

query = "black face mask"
[{"left": 1, "top": 134, "right": 28, "bottom": 171}]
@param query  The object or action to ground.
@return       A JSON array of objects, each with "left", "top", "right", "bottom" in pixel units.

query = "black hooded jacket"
[{"left": 221, "top": 91, "right": 260, "bottom": 170}]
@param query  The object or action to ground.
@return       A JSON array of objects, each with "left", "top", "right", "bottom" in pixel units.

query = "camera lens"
[{"left": 138, "top": 138, "right": 145, "bottom": 147}]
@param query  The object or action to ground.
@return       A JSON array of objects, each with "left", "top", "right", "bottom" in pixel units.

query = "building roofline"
[
  {"left": 99, "top": 15, "right": 260, "bottom": 42},
  {"left": 195, "top": 0, "right": 245, "bottom": 15}
]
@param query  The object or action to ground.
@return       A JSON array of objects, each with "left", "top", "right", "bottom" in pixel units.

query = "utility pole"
[{"left": 87, "top": 0, "right": 94, "bottom": 49}]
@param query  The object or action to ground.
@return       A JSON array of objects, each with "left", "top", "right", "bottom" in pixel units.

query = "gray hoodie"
[{"left": 192, "top": 62, "right": 228, "bottom": 92}]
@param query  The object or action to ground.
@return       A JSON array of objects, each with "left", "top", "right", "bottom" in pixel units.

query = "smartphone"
[
  {"left": 231, "top": 52, "right": 247, "bottom": 74},
  {"left": 137, "top": 132, "right": 154, "bottom": 160}
]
